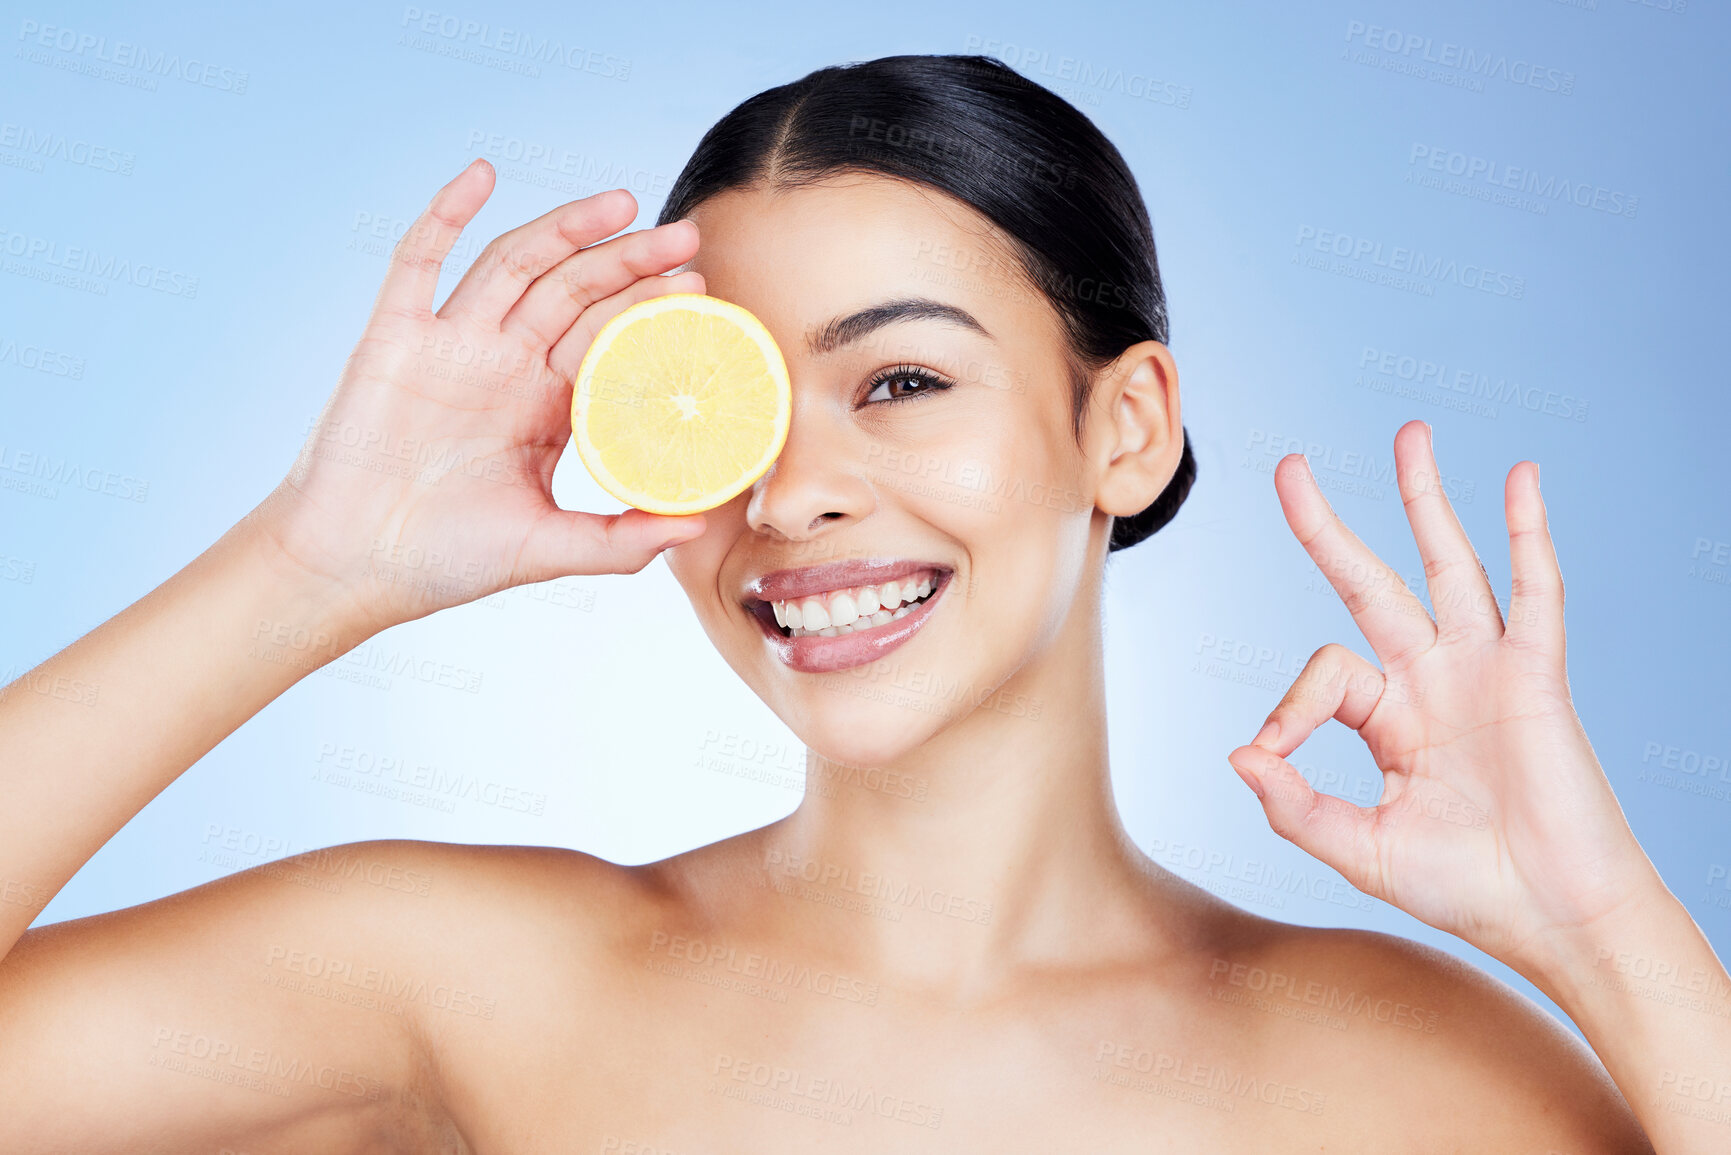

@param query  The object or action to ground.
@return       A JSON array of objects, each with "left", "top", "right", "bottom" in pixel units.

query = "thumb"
[
  {"left": 1227, "top": 735, "right": 1381, "bottom": 896},
  {"left": 518, "top": 507, "right": 708, "bottom": 582}
]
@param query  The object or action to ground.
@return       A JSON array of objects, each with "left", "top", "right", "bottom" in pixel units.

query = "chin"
[{"left": 783, "top": 689, "right": 952, "bottom": 772}]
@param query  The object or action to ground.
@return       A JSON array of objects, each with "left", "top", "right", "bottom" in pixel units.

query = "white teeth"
[
  {"left": 785, "top": 595, "right": 924, "bottom": 637},
  {"left": 799, "top": 598, "right": 830, "bottom": 631},
  {"left": 769, "top": 570, "right": 947, "bottom": 638}
]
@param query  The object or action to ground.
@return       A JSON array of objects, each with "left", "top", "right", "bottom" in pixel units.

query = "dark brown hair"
[{"left": 657, "top": 53, "right": 1196, "bottom": 550}]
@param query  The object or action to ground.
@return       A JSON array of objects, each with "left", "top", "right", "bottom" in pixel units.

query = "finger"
[
  {"left": 1273, "top": 453, "right": 1436, "bottom": 668},
  {"left": 1396, "top": 420, "right": 1503, "bottom": 643},
  {"left": 1226, "top": 739, "right": 1383, "bottom": 899},
  {"left": 1226, "top": 643, "right": 1391, "bottom": 893},
  {"left": 376, "top": 159, "right": 495, "bottom": 317},
  {"left": 1503, "top": 460, "right": 1565, "bottom": 657},
  {"left": 501, "top": 219, "right": 701, "bottom": 350},
  {"left": 1239, "top": 642, "right": 1390, "bottom": 762},
  {"left": 500, "top": 271, "right": 708, "bottom": 451},
  {"left": 546, "top": 269, "right": 708, "bottom": 382},
  {"left": 437, "top": 187, "right": 639, "bottom": 329},
  {"left": 517, "top": 507, "right": 707, "bottom": 583}
]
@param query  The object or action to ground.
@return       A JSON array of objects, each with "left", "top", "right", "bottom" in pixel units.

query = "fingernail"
[
  {"left": 1229, "top": 758, "right": 1265, "bottom": 799},
  {"left": 1532, "top": 461, "right": 1540, "bottom": 490},
  {"left": 660, "top": 517, "right": 706, "bottom": 548},
  {"left": 1253, "top": 718, "right": 1280, "bottom": 747}
]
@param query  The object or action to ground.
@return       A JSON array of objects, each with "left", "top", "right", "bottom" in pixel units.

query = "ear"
[{"left": 1089, "top": 340, "right": 1181, "bottom": 519}]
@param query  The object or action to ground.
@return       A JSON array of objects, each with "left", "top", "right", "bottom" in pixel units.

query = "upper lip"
[{"left": 744, "top": 558, "right": 952, "bottom": 604}]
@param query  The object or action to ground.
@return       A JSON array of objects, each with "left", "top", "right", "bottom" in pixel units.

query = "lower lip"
[{"left": 753, "top": 573, "right": 951, "bottom": 674}]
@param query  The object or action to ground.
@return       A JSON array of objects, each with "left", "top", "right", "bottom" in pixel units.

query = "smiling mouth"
[
  {"left": 752, "top": 568, "right": 947, "bottom": 639},
  {"left": 740, "top": 559, "right": 955, "bottom": 673},
  {"left": 748, "top": 568, "right": 946, "bottom": 635}
]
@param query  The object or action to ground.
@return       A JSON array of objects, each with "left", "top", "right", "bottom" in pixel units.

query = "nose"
[{"left": 745, "top": 394, "right": 875, "bottom": 543}]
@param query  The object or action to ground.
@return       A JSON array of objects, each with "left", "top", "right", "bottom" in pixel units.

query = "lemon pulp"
[{"left": 571, "top": 293, "right": 791, "bottom": 515}]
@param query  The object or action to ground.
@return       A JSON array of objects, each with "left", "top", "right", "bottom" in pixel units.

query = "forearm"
[
  {"left": 0, "top": 509, "right": 372, "bottom": 958},
  {"left": 1527, "top": 877, "right": 1731, "bottom": 1153}
]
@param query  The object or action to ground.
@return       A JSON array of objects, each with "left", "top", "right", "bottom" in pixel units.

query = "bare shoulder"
[
  {"left": 0, "top": 835, "right": 697, "bottom": 1153},
  {"left": 1208, "top": 915, "right": 1654, "bottom": 1153},
  {"left": 0, "top": 835, "right": 619, "bottom": 1154},
  {"left": 307, "top": 836, "right": 676, "bottom": 981},
  {"left": 288, "top": 838, "right": 679, "bottom": 1140}
]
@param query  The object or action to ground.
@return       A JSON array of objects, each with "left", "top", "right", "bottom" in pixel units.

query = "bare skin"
[{"left": 0, "top": 159, "right": 1723, "bottom": 1153}]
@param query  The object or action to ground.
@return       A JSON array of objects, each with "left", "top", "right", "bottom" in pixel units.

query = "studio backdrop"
[{"left": 2, "top": 0, "right": 1724, "bottom": 1044}]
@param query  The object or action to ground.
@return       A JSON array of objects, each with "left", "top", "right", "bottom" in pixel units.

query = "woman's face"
[{"left": 664, "top": 174, "right": 1113, "bottom": 766}]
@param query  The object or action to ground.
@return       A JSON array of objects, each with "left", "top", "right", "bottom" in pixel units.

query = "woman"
[{"left": 0, "top": 54, "right": 1721, "bottom": 1152}]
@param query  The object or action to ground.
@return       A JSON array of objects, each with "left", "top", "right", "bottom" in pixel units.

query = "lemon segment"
[{"left": 571, "top": 293, "right": 792, "bottom": 515}]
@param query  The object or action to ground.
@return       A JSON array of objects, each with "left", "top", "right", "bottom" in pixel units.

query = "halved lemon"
[{"left": 571, "top": 293, "right": 792, "bottom": 515}]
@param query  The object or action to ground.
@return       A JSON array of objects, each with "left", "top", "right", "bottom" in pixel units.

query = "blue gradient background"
[{"left": 2, "top": 0, "right": 1726, "bottom": 1045}]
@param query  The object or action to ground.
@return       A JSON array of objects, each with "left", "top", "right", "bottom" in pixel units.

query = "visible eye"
[{"left": 862, "top": 363, "right": 957, "bottom": 406}]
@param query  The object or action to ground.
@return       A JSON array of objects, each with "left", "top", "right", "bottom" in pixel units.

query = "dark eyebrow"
[{"left": 805, "top": 297, "right": 994, "bottom": 356}]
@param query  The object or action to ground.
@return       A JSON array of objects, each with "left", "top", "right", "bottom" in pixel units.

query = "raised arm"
[
  {"left": 1224, "top": 420, "right": 1728, "bottom": 1153},
  {"left": 0, "top": 506, "right": 366, "bottom": 957},
  {"left": 0, "top": 158, "right": 711, "bottom": 1149}
]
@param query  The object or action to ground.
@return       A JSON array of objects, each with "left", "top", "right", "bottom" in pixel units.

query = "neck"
[{"left": 752, "top": 568, "right": 1165, "bottom": 993}]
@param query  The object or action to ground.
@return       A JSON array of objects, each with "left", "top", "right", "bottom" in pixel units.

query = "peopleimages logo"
[
  {"left": 1356, "top": 346, "right": 1590, "bottom": 423},
  {"left": 1294, "top": 225, "right": 1525, "bottom": 300},
  {"left": 0, "top": 443, "right": 148, "bottom": 502},
  {"left": 1342, "top": 20, "right": 1575, "bottom": 95},
  {"left": 0, "top": 335, "right": 84, "bottom": 379},
  {"left": 398, "top": 8, "right": 630, "bottom": 80},
  {"left": 15, "top": 19, "right": 250, "bottom": 93},
  {"left": 0, "top": 122, "right": 134, "bottom": 175},
  {"left": 962, "top": 35, "right": 1192, "bottom": 109},
  {"left": 1407, "top": 144, "right": 1638, "bottom": 219},
  {"left": 463, "top": 130, "right": 671, "bottom": 197},
  {"left": 0, "top": 225, "right": 199, "bottom": 298}
]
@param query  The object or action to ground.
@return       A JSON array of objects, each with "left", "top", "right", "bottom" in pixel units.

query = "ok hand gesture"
[{"left": 1227, "top": 420, "right": 1657, "bottom": 973}]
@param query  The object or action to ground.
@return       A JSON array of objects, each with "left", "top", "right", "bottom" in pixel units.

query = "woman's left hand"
[{"left": 1227, "top": 418, "right": 1661, "bottom": 975}]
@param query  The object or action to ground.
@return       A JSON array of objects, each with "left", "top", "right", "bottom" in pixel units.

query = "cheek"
[
  {"left": 970, "top": 418, "right": 1091, "bottom": 608},
  {"left": 878, "top": 421, "right": 1085, "bottom": 641},
  {"left": 666, "top": 504, "right": 746, "bottom": 611},
  {"left": 871, "top": 403, "right": 1079, "bottom": 539}
]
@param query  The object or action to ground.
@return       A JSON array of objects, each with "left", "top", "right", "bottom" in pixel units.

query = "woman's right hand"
[{"left": 250, "top": 158, "right": 710, "bottom": 637}]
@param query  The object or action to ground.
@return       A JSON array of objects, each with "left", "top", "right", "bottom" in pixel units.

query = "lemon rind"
[{"left": 570, "top": 293, "right": 792, "bottom": 516}]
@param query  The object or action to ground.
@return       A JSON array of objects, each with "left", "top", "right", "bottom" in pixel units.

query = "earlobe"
[{"left": 1094, "top": 341, "right": 1180, "bottom": 518}]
